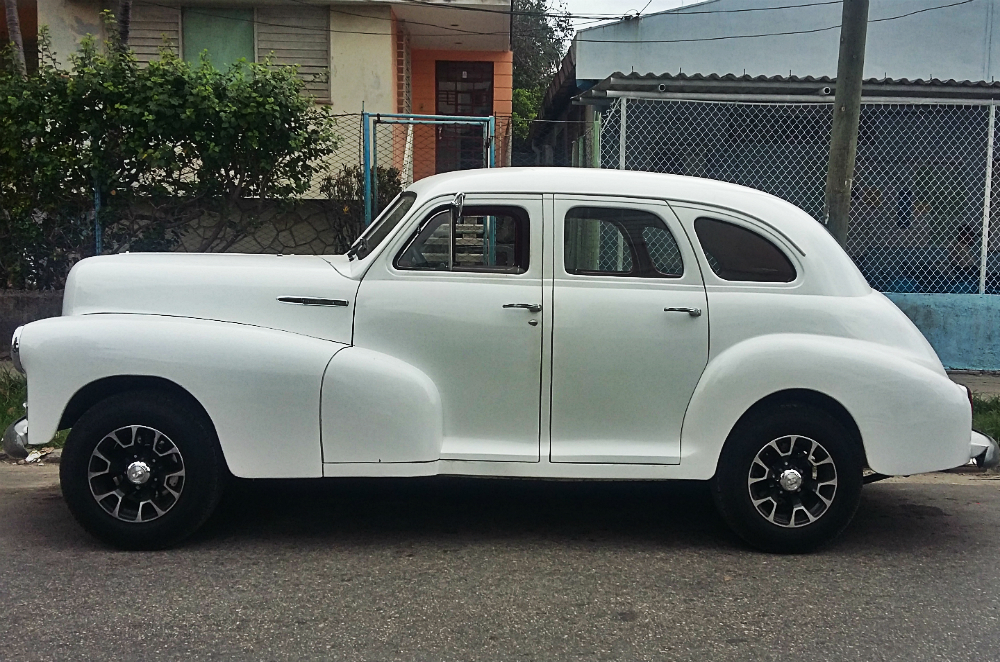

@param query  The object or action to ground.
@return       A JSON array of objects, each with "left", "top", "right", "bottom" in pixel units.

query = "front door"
[
  {"left": 435, "top": 61, "right": 494, "bottom": 173},
  {"left": 550, "top": 197, "right": 709, "bottom": 464},
  {"left": 352, "top": 195, "right": 544, "bottom": 462}
]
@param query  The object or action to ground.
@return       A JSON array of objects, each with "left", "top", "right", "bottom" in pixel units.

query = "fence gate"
[{"left": 362, "top": 112, "right": 496, "bottom": 225}]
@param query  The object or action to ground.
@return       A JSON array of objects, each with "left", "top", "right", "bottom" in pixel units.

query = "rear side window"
[
  {"left": 694, "top": 218, "right": 796, "bottom": 283},
  {"left": 564, "top": 207, "right": 683, "bottom": 277}
]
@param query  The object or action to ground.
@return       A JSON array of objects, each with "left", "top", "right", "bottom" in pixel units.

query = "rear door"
[{"left": 549, "top": 197, "right": 709, "bottom": 464}]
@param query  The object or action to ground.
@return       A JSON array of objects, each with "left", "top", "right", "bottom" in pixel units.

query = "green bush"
[
  {"left": 320, "top": 163, "right": 402, "bottom": 238},
  {"left": 0, "top": 18, "right": 340, "bottom": 289},
  {"left": 973, "top": 394, "right": 1000, "bottom": 442}
]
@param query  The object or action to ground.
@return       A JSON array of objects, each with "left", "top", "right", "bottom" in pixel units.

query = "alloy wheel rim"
[
  {"left": 87, "top": 425, "right": 186, "bottom": 523},
  {"left": 747, "top": 435, "right": 838, "bottom": 528}
]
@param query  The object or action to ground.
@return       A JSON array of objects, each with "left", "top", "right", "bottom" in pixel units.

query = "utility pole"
[{"left": 824, "top": 0, "right": 869, "bottom": 247}]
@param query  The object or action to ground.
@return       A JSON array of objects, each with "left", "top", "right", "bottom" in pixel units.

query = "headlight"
[{"left": 10, "top": 326, "right": 24, "bottom": 374}]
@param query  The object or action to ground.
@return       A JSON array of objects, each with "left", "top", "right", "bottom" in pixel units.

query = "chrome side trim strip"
[{"left": 276, "top": 296, "right": 349, "bottom": 307}]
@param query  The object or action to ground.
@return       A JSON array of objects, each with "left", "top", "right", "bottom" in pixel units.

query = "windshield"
[{"left": 348, "top": 192, "right": 418, "bottom": 260}]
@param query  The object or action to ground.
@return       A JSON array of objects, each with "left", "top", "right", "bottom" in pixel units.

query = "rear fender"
[{"left": 680, "top": 334, "right": 970, "bottom": 478}]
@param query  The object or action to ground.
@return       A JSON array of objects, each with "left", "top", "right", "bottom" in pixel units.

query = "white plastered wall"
[
  {"left": 328, "top": 5, "right": 395, "bottom": 114},
  {"left": 36, "top": 0, "right": 106, "bottom": 67}
]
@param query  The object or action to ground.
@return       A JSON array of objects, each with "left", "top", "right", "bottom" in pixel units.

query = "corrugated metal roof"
[
  {"left": 600, "top": 71, "right": 1000, "bottom": 88},
  {"left": 539, "top": 64, "right": 1000, "bottom": 124}
]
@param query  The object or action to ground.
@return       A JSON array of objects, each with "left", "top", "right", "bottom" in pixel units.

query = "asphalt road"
[{"left": 2, "top": 466, "right": 1000, "bottom": 661}]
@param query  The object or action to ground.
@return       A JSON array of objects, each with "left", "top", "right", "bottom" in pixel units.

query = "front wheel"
[
  {"left": 711, "top": 403, "right": 864, "bottom": 553},
  {"left": 60, "top": 391, "right": 225, "bottom": 550}
]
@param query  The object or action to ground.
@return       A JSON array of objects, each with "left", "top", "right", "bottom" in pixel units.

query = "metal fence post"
[
  {"left": 93, "top": 176, "right": 102, "bottom": 255},
  {"left": 488, "top": 116, "right": 496, "bottom": 168},
  {"left": 592, "top": 114, "right": 602, "bottom": 168},
  {"left": 362, "top": 111, "right": 373, "bottom": 226},
  {"left": 373, "top": 114, "right": 381, "bottom": 220},
  {"left": 619, "top": 98, "right": 627, "bottom": 170},
  {"left": 981, "top": 104, "right": 996, "bottom": 295}
]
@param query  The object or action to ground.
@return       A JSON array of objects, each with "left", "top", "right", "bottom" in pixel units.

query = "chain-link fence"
[
  {"left": 600, "top": 97, "right": 999, "bottom": 295},
  {"left": 228, "top": 112, "right": 519, "bottom": 254}
]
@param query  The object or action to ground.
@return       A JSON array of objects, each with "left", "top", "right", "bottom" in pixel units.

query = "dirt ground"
[{"left": 948, "top": 371, "right": 1000, "bottom": 397}]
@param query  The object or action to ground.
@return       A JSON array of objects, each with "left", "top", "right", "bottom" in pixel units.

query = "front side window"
[
  {"left": 694, "top": 217, "right": 796, "bottom": 283},
  {"left": 564, "top": 207, "right": 683, "bottom": 277},
  {"left": 396, "top": 206, "right": 529, "bottom": 273},
  {"left": 349, "top": 192, "right": 418, "bottom": 260}
]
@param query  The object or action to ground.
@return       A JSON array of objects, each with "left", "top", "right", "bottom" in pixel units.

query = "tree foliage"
[
  {"left": 511, "top": 0, "right": 572, "bottom": 142},
  {"left": 512, "top": 0, "right": 572, "bottom": 91},
  {"left": 0, "top": 17, "right": 339, "bottom": 288}
]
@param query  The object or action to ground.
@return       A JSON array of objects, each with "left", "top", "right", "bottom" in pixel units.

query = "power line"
[
  {"left": 137, "top": 0, "right": 973, "bottom": 48},
  {"left": 573, "top": 0, "right": 974, "bottom": 43},
  {"left": 140, "top": 2, "right": 503, "bottom": 38},
  {"left": 322, "top": 3, "right": 492, "bottom": 37},
  {"left": 401, "top": 0, "right": 845, "bottom": 21}
]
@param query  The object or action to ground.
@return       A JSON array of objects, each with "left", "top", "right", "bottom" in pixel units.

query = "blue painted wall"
[{"left": 886, "top": 293, "right": 1000, "bottom": 371}]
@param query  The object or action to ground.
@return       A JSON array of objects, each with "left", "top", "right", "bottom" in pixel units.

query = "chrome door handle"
[
  {"left": 503, "top": 303, "right": 542, "bottom": 313},
  {"left": 664, "top": 306, "right": 702, "bottom": 317},
  {"left": 277, "top": 296, "right": 349, "bottom": 307}
]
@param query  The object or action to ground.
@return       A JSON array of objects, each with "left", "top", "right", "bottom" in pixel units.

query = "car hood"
[{"left": 62, "top": 253, "right": 358, "bottom": 344}]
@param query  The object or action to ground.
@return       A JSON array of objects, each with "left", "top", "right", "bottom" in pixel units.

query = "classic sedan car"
[{"left": 5, "top": 168, "right": 998, "bottom": 552}]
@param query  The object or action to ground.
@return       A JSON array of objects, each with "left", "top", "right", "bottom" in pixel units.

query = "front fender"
[
  {"left": 680, "top": 334, "right": 970, "bottom": 479},
  {"left": 18, "top": 314, "right": 345, "bottom": 478},
  {"left": 321, "top": 347, "right": 443, "bottom": 463}
]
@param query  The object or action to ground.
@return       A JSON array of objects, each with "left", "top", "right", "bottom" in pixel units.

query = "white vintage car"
[{"left": 5, "top": 168, "right": 997, "bottom": 552}]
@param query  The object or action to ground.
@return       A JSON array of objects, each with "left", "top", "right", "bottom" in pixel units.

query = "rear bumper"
[
  {"left": 2, "top": 417, "right": 28, "bottom": 460},
  {"left": 971, "top": 430, "right": 1000, "bottom": 469}
]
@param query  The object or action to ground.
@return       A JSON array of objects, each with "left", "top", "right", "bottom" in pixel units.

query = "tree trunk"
[
  {"left": 3, "top": 0, "right": 26, "bottom": 75},
  {"left": 117, "top": 0, "right": 132, "bottom": 47}
]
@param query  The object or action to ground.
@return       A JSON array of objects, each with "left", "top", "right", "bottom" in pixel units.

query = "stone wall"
[{"left": 0, "top": 291, "right": 63, "bottom": 357}]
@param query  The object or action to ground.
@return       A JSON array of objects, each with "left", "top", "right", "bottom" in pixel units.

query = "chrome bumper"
[
  {"left": 971, "top": 430, "right": 1000, "bottom": 469},
  {"left": 2, "top": 417, "right": 28, "bottom": 460}
]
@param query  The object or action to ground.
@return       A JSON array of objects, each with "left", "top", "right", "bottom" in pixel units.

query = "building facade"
[{"left": 35, "top": 0, "right": 513, "bottom": 174}]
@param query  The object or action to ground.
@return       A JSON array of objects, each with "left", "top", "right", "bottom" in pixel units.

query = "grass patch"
[
  {"left": 973, "top": 394, "right": 1000, "bottom": 442},
  {"left": 0, "top": 367, "right": 27, "bottom": 436}
]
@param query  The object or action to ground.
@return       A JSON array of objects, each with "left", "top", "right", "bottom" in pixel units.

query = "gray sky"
[{"left": 566, "top": 0, "right": 687, "bottom": 29}]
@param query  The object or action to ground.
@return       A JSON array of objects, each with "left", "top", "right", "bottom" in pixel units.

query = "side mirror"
[{"left": 451, "top": 192, "right": 465, "bottom": 225}]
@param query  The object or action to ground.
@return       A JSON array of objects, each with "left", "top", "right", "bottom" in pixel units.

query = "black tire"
[
  {"left": 710, "top": 403, "right": 864, "bottom": 553},
  {"left": 60, "top": 390, "right": 225, "bottom": 550}
]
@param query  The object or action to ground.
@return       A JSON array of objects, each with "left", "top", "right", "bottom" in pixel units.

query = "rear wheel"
[
  {"left": 60, "top": 391, "right": 225, "bottom": 550},
  {"left": 711, "top": 403, "right": 864, "bottom": 553}
]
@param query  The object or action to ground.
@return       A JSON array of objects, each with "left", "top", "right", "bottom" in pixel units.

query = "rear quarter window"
[{"left": 694, "top": 218, "right": 796, "bottom": 283}]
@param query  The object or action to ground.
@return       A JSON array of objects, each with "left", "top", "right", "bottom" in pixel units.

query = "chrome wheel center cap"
[
  {"left": 126, "top": 461, "right": 152, "bottom": 485},
  {"left": 778, "top": 468, "right": 804, "bottom": 492}
]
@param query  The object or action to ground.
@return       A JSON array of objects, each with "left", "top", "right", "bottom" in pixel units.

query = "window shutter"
[
  {"left": 256, "top": 7, "right": 330, "bottom": 102},
  {"left": 129, "top": 3, "right": 181, "bottom": 64}
]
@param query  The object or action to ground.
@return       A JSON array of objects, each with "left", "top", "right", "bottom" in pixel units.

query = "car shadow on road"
[
  {"left": 182, "top": 476, "right": 987, "bottom": 554},
  {"left": 6, "top": 473, "right": 987, "bottom": 554},
  {"left": 198, "top": 476, "right": 735, "bottom": 550}
]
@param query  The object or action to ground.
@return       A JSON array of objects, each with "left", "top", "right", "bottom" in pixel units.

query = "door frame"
[
  {"left": 546, "top": 193, "right": 710, "bottom": 464},
  {"left": 352, "top": 192, "right": 550, "bottom": 463}
]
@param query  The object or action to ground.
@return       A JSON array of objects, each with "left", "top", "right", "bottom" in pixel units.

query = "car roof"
[{"left": 406, "top": 168, "right": 871, "bottom": 297}]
